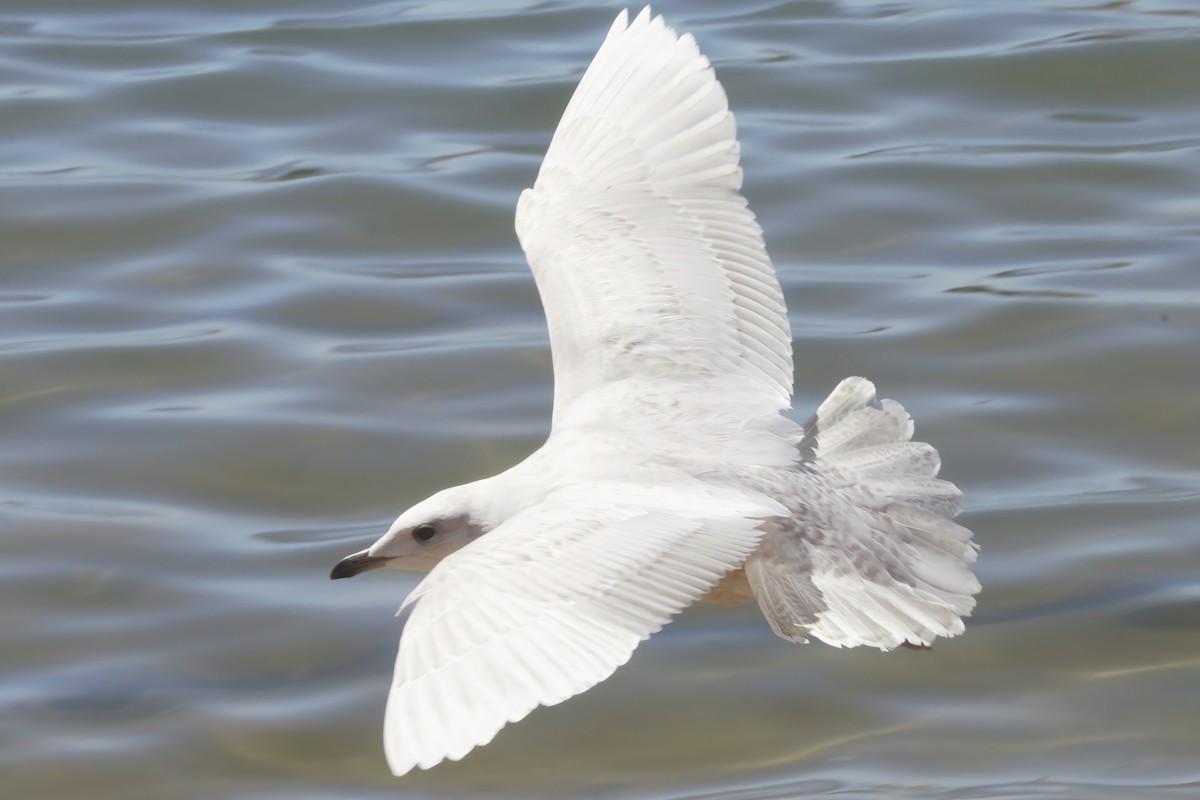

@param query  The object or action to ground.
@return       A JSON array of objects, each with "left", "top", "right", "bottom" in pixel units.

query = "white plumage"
[
  {"left": 331, "top": 6, "right": 979, "bottom": 777},
  {"left": 385, "top": 482, "right": 785, "bottom": 772},
  {"left": 515, "top": 8, "right": 792, "bottom": 423}
]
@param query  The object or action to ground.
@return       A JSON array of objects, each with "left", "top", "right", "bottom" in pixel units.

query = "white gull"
[{"left": 331, "top": 6, "right": 980, "bottom": 777}]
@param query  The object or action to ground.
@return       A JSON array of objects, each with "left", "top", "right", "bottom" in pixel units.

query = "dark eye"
[{"left": 412, "top": 524, "right": 437, "bottom": 542}]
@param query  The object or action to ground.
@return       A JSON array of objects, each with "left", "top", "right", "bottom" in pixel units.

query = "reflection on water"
[{"left": 2, "top": 1, "right": 1198, "bottom": 798}]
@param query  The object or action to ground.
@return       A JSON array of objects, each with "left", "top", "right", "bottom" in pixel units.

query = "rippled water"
[{"left": 3, "top": 1, "right": 1198, "bottom": 798}]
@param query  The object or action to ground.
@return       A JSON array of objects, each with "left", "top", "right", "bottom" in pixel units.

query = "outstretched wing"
[
  {"left": 383, "top": 481, "right": 785, "bottom": 776},
  {"left": 515, "top": 8, "right": 793, "bottom": 427}
]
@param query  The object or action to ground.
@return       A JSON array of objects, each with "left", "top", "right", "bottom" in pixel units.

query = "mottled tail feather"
[
  {"left": 807, "top": 377, "right": 964, "bottom": 517},
  {"left": 749, "top": 377, "right": 979, "bottom": 650}
]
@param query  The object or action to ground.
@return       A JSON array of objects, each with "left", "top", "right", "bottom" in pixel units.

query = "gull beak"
[{"left": 330, "top": 550, "right": 393, "bottom": 580}]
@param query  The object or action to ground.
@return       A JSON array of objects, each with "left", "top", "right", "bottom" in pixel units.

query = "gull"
[{"left": 331, "top": 6, "right": 980, "bottom": 777}]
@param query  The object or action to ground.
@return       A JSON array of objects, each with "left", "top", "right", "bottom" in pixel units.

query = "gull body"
[{"left": 332, "top": 7, "right": 979, "bottom": 776}]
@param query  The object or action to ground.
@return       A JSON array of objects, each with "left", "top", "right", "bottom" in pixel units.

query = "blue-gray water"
[{"left": 3, "top": 1, "right": 1198, "bottom": 798}]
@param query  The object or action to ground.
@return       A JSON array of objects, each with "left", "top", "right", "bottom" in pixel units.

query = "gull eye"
[{"left": 412, "top": 524, "right": 437, "bottom": 543}]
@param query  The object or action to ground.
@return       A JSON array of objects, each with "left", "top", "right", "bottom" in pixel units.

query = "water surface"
[{"left": 3, "top": 1, "right": 1198, "bottom": 798}]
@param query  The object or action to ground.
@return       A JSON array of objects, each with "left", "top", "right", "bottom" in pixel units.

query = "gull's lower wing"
[
  {"left": 515, "top": 8, "right": 794, "bottom": 427},
  {"left": 383, "top": 480, "right": 786, "bottom": 775}
]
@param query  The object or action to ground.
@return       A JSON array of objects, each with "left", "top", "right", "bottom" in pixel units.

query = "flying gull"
[{"left": 331, "top": 6, "right": 980, "bottom": 776}]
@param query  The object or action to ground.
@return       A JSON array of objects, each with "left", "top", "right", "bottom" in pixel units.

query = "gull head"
[{"left": 330, "top": 484, "right": 490, "bottom": 579}]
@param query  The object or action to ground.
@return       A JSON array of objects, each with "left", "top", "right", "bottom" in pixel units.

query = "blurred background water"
[{"left": 2, "top": 0, "right": 1198, "bottom": 798}]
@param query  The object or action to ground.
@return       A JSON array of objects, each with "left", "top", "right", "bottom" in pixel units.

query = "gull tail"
[{"left": 747, "top": 377, "right": 980, "bottom": 650}]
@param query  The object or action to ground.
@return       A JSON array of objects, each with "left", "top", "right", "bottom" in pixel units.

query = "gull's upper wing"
[
  {"left": 515, "top": 8, "right": 793, "bottom": 426},
  {"left": 382, "top": 480, "right": 786, "bottom": 775}
]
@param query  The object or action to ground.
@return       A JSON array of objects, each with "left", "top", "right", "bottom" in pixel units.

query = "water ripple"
[{"left": 3, "top": 0, "right": 1199, "bottom": 796}]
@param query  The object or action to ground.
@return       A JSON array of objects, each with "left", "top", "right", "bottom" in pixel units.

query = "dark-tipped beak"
[{"left": 330, "top": 552, "right": 393, "bottom": 580}]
